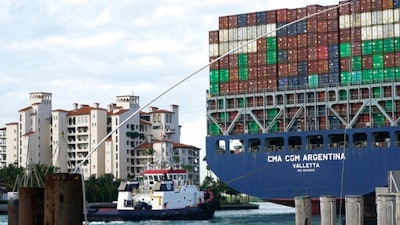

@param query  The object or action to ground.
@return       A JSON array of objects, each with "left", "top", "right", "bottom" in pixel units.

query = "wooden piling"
[
  {"left": 376, "top": 194, "right": 395, "bottom": 225},
  {"left": 44, "top": 173, "right": 83, "bottom": 225},
  {"left": 18, "top": 187, "right": 44, "bottom": 225},
  {"left": 345, "top": 195, "right": 363, "bottom": 225},
  {"left": 295, "top": 196, "right": 311, "bottom": 225},
  {"left": 320, "top": 195, "right": 336, "bottom": 225}
]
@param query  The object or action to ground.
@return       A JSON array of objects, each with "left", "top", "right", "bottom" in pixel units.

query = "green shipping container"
[
  {"left": 384, "top": 67, "right": 396, "bottom": 82},
  {"left": 209, "top": 82, "right": 220, "bottom": 95},
  {"left": 238, "top": 67, "right": 248, "bottom": 80},
  {"left": 218, "top": 99, "right": 224, "bottom": 109},
  {"left": 267, "top": 51, "right": 277, "bottom": 64},
  {"left": 352, "top": 56, "right": 362, "bottom": 70},
  {"left": 385, "top": 101, "right": 394, "bottom": 111},
  {"left": 339, "top": 90, "right": 347, "bottom": 100},
  {"left": 238, "top": 54, "right": 248, "bottom": 67},
  {"left": 267, "top": 120, "right": 278, "bottom": 132},
  {"left": 238, "top": 98, "right": 246, "bottom": 107},
  {"left": 396, "top": 67, "right": 400, "bottom": 81},
  {"left": 340, "top": 43, "right": 351, "bottom": 57},
  {"left": 248, "top": 121, "right": 259, "bottom": 134},
  {"left": 308, "top": 74, "right": 319, "bottom": 88},
  {"left": 266, "top": 37, "right": 277, "bottom": 50},
  {"left": 209, "top": 123, "right": 220, "bottom": 136},
  {"left": 383, "top": 38, "right": 395, "bottom": 53},
  {"left": 267, "top": 108, "right": 278, "bottom": 118},
  {"left": 395, "top": 38, "right": 400, "bottom": 51},
  {"left": 362, "top": 69, "right": 373, "bottom": 84},
  {"left": 362, "top": 40, "right": 374, "bottom": 55},
  {"left": 351, "top": 71, "right": 362, "bottom": 84},
  {"left": 340, "top": 71, "right": 350, "bottom": 85},
  {"left": 372, "top": 87, "right": 382, "bottom": 98},
  {"left": 372, "top": 54, "right": 384, "bottom": 69},
  {"left": 372, "top": 39, "right": 384, "bottom": 54},
  {"left": 220, "top": 112, "right": 228, "bottom": 122},
  {"left": 373, "top": 113, "right": 385, "bottom": 127},
  {"left": 209, "top": 69, "right": 219, "bottom": 83},
  {"left": 373, "top": 69, "right": 384, "bottom": 82},
  {"left": 219, "top": 68, "right": 229, "bottom": 82}
]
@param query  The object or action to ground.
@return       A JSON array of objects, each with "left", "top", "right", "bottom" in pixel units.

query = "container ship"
[{"left": 205, "top": 0, "right": 400, "bottom": 210}]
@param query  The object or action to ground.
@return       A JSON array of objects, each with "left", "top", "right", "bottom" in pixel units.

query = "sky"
[{"left": 0, "top": 0, "right": 339, "bottom": 180}]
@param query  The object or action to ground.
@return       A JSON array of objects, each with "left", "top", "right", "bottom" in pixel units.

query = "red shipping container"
[
  {"left": 277, "top": 8, "right": 288, "bottom": 22},
  {"left": 220, "top": 56, "right": 230, "bottom": 68},
  {"left": 267, "top": 79, "right": 277, "bottom": 90},
  {"left": 308, "top": 32, "right": 318, "bottom": 46},
  {"left": 287, "top": 62, "right": 298, "bottom": 75},
  {"left": 318, "top": 59, "right": 329, "bottom": 73},
  {"left": 308, "top": 60, "right": 319, "bottom": 74},
  {"left": 219, "top": 16, "right": 229, "bottom": 29},
  {"left": 209, "top": 56, "right": 219, "bottom": 70},
  {"left": 229, "top": 81, "right": 239, "bottom": 93},
  {"left": 266, "top": 10, "right": 277, "bottom": 23},
  {"left": 257, "top": 65, "right": 267, "bottom": 79},
  {"left": 287, "top": 9, "right": 297, "bottom": 22},
  {"left": 384, "top": 53, "right": 396, "bottom": 67},
  {"left": 351, "top": 28, "right": 362, "bottom": 42},
  {"left": 297, "top": 7, "right": 307, "bottom": 19},
  {"left": 257, "top": 80, "right": 267, "bottom": 90},
  {"left": 288, "top": 49, "right": 298, "bottom": 62},
  {"left": 340, "top": 29, "right": 351, "bottom": 43},
  {"left": 297, "top": 34, "right": 308, "bottom": 48},
  {"left": 257, "top": 39, "right": 267, "bottom": 52},
  {"left": 396, "top": 52, "right": 400, "bottom": 66},
  {"left": 229, "top": 68, "right": 239, "bottom": 81},
  {"left": 298, "top": 47, "right": 308, "bottom": 59},
  {"left": 228, "top": 15, "right": 238, "bottom": 28},
  {"left": 248, "top": 52, "right": 258, "bottom": 66},
  {"left": 339, "top": 0, "right": 351, "bottom": 15},
  {"left": 382, "top": 0, "right": 394, "bottom": 9},
  {"left": 352, "top": 42, "right": 362, "bottom": 56},
  {"left": 248, "top": 80, "right": 258, "bottom": 91},
  {"left": 247, "top": 13, "right": 257, "bottom": 26},
  {"left": 278, "top": 63, "right": 288, "bottom": 77},
  {"left": 287, "top": 37, "right": 298, "bottom": 48},
  {"left": 308, "top": 46, "right": 318, "bottom": 60},
  {"left": 248, "top": 66, "right": 258, "bottom": 80},
  {"left": 317, "top": 33, "right": 328, "bottom": 45},
  {"left": 257, "top": 52, "right": 266, "bottom": 65},
  {"left": 317, "top": 20, "right": 328, "bottom": 33},
  {"left": 340, "top": 58, "right": 351, "bottom": 71},
  {"left": 318, "top": 45, "right": 329, "bottom": 59},
  {"left": 307, "top": 5, "right": 319, "bottom": 16},
  {"left": 317, "top": 6, "right": 329, "bottom": 20},
  {"left": 327, "top": 19, "right": 339, "bottom": 32},
  {"left": 360, "top": 0, "right": 372, "bottom": 12},
  {"left": 219, "top": 83, "right": 229, "bottom": 94},
  {"left": 326, "top": 5, "right": 339, "bottom": 19},
  {"left": 229, "top": 54, "right": 238, "bottom": 68},
  {"left": 238, "top": 80, "right": 249, "bottom": 92},
  {"left": 362, "top": 55, "right": 373, "bottom": 69},
  {"left": 372, "top": 0, "right": 383, "bottom": 11},
  {"left": 266, "top": 65, "right": 277, "bottom": 77},
  {"left": 209, "top": 30, "right": 219, "bottom": 44},
  {"left": 307, "top": 19, "right": 318, "bottom": 33},
  {"left": 328, "top": 32, "right": 339, "bottom": 44},
  {"left": 277, "top": 36, "right": 288, "bottom": 49}
]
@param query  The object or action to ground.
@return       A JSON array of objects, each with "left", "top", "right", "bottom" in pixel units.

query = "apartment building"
[{"left": 0, "top": 128, "right": 6, "bottom": 168}]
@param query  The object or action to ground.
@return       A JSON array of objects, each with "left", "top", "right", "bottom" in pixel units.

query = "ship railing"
[
  {"left": 288, "top": 145, "right": 302, "bottom": 150},
  {"left": 353, "top": 141, "right": 367, "bottom": 149},
  {"left": 248, "top": 146, "right": 261, "bottom": 153},
  {"left": 264, "top": 145, "right": 284, "bottom": 152},
  {"left": 372, "top": 141, "right": 390, "bottom": 149},
  {"left": 306, "top": 144, "right": 323, "bottom": 150}
]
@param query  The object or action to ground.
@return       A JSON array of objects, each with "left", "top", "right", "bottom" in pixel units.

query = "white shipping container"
[
  {"left": 256, "top": 25, "right": 267, "bottom": 38},
  {"left": 372, "top": 25, "right": 383, "bottom": 39},
  {"left": 382, "top": 9, "right": 394, "bottom": 24},
  {"left": 219, "top": 29, "right": 229, "bottom": 42},
  {"left": 361, "top": 12, "right": 372, "bottom": 27},
  {"left": 219, "top": 42, "right": 229, "bottom": 55},
  {"left": 247, "top": 40, "right": 257, "bottom": 53},
  {"left": 266, "top": 23, "right": 276, "bottom": 37},
  {"left": 372, "top": 11, "right": 383, "bottom": 25},
  {"left": 339, "top": 15, "right": 350, "bottom": 29},
  {"left": 383, "top": 24, "right": 394, "bottom": 38},
  {"left": 209, "top": 44, "right": 219, "bottom": 57},
  {"left": 247, "top": 26, "right": 257, "bottom": 40},
  {"left": 361, "top": 26, "right": 372, "bottom": 40},
  {"left": 228, "top": 28, "right": 238, "bottom": 42},
  {"left": 238, "top": 27, "right": 247, "bottom": 41},
  {"left": 229, "top": 41, "right": 239, "bottom": 54},
  {"left": 238, "top": 41, "right": 246, "bottom": 54},
  {"left": 352, "top": 13, "right": 361, "bottom": 27},
  {"left": 395, "top": 23, "right": 400, "bottom": 37},
  {"left": 394, "top": 9, "right": 400, "bottom": 22}
]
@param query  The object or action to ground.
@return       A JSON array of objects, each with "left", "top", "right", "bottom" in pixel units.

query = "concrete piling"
[
  {"left": 44, "top": 173, "right": 83, "bottom": 225},
  {"left": 7, "top": 192, "right": 19, "bottom": 225},
  {"left": 295, "top": 196, "right": 312, "bottom": 225},
  {"left": 320, "top": 195, "right": 336, "bottom": 225},
  {"left": 376, "top": 194, "right": 395, "bottom": 225},
  {"left": 18, "top": 187, "right": 44, "bottom": 225},
  {"left": 345, "top": 195, "right": 363, "bottom": 225}
]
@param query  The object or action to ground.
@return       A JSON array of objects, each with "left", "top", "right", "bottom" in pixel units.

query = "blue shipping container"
[
  {"left": 278, "top": 50, "right": 288, "bottom": 63},
  {"left": 277, "top": 22, "right": 287, "bottom": 36},
  {"left": 278, "top": 77, "right": 289, "bottom": 90},
  {"left": 298, "top": 61, "right": 308, "bottom": 75},
  {"left": 238, "top": 14, "right": 247, "bottom": 27},
  {"left": 395, "top": 0, "right": 400, "bottom": 8},
  {"left": 287, "top": 23, "right": 297, "bottom": 36},
  {"left": 328, "top": 58, "right": 340, "bottom": 73},
  {"left": 256, "top": 11, "right": 267, "bottom": 25},
  {"left": 288, "top": 76, "right": 298, "bottom": 88},
  {"left": 319, "top": 74, "right": 329, "bottom": 85},
  {"left": 296, "top": 21, "right": 307, "bottom": 34},
  {"left": 298, "top": 75, "right": 308, "bottom": 88},
  {"left": 328, "top": 44, "right": 339, "bottom": 58}
]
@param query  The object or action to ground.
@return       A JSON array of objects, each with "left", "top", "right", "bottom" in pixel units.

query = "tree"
[{"left": 0, "top": 164, "right": 24, "bottom": 191}]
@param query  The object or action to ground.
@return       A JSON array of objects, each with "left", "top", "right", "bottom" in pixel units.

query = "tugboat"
[{"left": 85, "top": 169, "right": 215, "bottom": 222}]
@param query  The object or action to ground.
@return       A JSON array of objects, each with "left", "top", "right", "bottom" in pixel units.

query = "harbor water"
[{"left": 0, "top": 202, "right": 342, "bottom": 225}]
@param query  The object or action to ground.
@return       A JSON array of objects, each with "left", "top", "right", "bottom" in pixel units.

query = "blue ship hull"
[{"left": 206, "top": 126, "right": 400, "bottom": 199}]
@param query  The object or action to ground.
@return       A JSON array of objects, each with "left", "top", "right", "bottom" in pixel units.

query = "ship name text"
[{"left": 267, "top": 153, "right": 346, "bottom": 163}]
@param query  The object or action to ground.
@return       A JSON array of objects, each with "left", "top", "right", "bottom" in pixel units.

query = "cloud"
[{"left": 84, "top": 10, "right": 110, "bottom": 28}]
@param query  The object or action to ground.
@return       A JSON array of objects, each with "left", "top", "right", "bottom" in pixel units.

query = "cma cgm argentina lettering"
[{"left": 205, "top": 0, "right": 400, "bottom": 213}]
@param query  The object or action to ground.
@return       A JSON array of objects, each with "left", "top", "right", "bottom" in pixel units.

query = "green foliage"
[
  {"left": 0, "top": 164, "right": 24, "bottom": 190},
  {"left": 84, "top": 173, "right": 121, "bottom": 203}
]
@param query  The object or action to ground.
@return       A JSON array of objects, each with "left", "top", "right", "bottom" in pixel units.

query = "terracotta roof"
[
  {"left": 140, "top": 119, "right": 151, "bottom": 125},
  {"left": 5, "top": 122, "right": 18, "bottom": 125},
  {"left": 150, "top": 109, "right": 173, "bottom": 114},
  {"left": 136, "top": 142, "right": 152, "bottom": 149},
  {"left": 52, "top": 109, "right": 69, "bottom": 113},
  {"left": 23, "top": 131, "right": 35, "bottom": 136},
  {"left": 141, "top": 169, "right": 187, "bottom": 175},
  {"left": 173, "top": 143, "right": 200, "bottom": 150},
  {"left": 18, "top": 106, "right": 32, "bottom": 112},
  {"left": 68, "top": 105, "right": 106, "bottom": 116}
]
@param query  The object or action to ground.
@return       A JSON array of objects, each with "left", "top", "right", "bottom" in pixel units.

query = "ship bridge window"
[
  {"left": 353, "top": 133, "right": 367, "bottom": 149},
  {"left": 248, "top": 138, "right": 261, "bottom": 153},
  {"left": 265, "top": 137, "right": 284, "bottom": 151},
  {"left": 328, "top": 134, "right": 348, "bottom": 149},
  {"left": 288, "top": 136, "right": 301, "bottom": 150},
  {"left": 229, "top": 139, "right": 244, "bottom": 154},
  {"left": 307, "top": 135, "right": 323, "bottom": 150},
  {"left": 215, "top": 140, "right": 226, "bottom": 155},
  {"left": 372, "top": 131, "right": 390, "bottom": 149}
]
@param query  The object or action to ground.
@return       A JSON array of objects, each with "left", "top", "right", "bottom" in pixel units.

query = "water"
[{"left": 0, "top": 202, "right": 329, "bottom": 225}]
